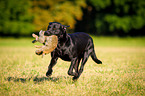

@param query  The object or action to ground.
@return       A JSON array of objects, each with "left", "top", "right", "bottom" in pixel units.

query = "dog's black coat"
[{"left": 44, "top": 22, "right": 102, "bottom": 80}]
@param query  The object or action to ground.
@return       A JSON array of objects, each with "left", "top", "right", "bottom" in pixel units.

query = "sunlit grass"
[{"left": 0, "top": 37, "right": 145, "bottom": 95}]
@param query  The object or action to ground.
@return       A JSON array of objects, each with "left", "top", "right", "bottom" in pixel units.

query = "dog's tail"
[{"left": 91, "top": 50, "right": 102, "bottom": 64}]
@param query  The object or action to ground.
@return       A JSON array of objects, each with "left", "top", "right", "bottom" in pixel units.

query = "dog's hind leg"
[
  {"left": 73, "top": 52, "right": 90, "bottom": 80},
  {"left": 91, "top": 49, "right": 102, "bottom": 64},
  {"left": 68, "top": 57, "right": 79, "bottom": 77}
]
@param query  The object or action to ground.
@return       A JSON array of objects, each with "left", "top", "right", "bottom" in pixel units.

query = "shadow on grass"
[{"left": 7, "top": 76, "right": 71, "bottom": 83}]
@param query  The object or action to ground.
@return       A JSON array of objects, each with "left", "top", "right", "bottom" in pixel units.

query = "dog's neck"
[{"left": 58, "top": 32, "right": 69, "bottom": 46}]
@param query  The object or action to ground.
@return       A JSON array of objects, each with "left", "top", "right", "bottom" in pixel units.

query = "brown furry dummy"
[{"left": 32, "top": 30, "right": 58, "bottom": 57}]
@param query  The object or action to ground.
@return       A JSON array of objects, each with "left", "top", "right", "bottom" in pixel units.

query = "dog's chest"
[
  {"left": 56, "top": 45, "right": 73, "bottom": 61},
  {"left": 59, "top": 54, "right": 71, "bottom": 61}
]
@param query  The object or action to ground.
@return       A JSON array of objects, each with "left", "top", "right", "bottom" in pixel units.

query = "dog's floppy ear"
[
  {"left": 60, "top": 24, "right": 69, "bottom": 34},
  {"left": 59, "top": 25, "right": 69, "bottom": 39},
  {"left": 62, "top": 25, "right": 70, "bottom": 30},
  {"left": 61, "top": 25, "right": 69, "bottom": 34}
]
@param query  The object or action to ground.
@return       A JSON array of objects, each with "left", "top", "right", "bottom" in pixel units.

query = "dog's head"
[{"left": 45, "top": 22, "right": 69, "bottom": 38}]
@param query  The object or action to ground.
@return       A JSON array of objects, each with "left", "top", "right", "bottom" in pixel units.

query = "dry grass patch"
[{"left": 0, "top": 37, "right": 145, "bottom": 95}]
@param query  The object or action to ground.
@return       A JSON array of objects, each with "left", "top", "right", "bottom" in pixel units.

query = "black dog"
[{"left": 43, "top": 22, "right": 102, "bottom": 80}]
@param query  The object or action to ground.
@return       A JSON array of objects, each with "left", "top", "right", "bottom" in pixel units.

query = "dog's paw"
[
  {"left": 46, "top": 70, "right": 52, "bottom": 77},
  {"left": 73, "top": 76, "right": 79, "bottom": 81}
]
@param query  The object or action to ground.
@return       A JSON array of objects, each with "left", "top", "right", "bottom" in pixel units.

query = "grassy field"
[{"left": 0, "top": 37, "right": 145, "bottom": 96}]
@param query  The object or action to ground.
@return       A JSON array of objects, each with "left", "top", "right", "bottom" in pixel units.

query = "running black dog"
[{"left": 44, "top": 22, "right": 102, "bottom": 80}]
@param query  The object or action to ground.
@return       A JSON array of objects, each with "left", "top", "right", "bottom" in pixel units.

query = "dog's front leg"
[
  {"left": 46, "top": 57, "right": 58, "bottom": 77},
  {"left": 68, "top": 57, "right": 78, "bottom": 77}
]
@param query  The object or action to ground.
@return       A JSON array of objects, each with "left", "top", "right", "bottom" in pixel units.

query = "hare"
[{"left": 32, "top": 30, "right": 58, "bottom": 57}]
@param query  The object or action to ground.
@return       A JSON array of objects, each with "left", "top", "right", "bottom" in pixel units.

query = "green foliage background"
[
  {"left": 0, "top": 0, "right": 34, "bottom": 36},
  {"left": 0, "top": 0, "right": 145, "bottom": 36},
  {"left": 90, "top": 0, "right": 145, "bottom": 35}
]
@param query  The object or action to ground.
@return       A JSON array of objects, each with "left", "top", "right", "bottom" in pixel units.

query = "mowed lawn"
[{"left": 0, "top": 37, "right": 145, "bottom": 96}]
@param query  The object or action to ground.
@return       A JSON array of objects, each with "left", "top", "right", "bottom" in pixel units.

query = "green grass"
[{"left": 0, "top": 37, "right": 145, "bottom": 96}]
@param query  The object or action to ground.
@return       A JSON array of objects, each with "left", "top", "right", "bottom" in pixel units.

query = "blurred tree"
[
  {"left": 2, "top": 0, "right": 144, "bottom": 37},
  {"left": 91, "top": 0, "right": 145, "bottom": 36},
  {"left": 76, "top": 0, "right": 145, "bottom": 36},
  {"left": 0, "top": 0, "right": 34, "bottom": 36},
  {"left": 31, "top": 0, "right": 86, "bottom": 32}
]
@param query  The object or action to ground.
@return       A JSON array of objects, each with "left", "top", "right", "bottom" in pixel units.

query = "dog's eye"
[{"left": 53, "top": 28, "right": 56, "bottom": 30}]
